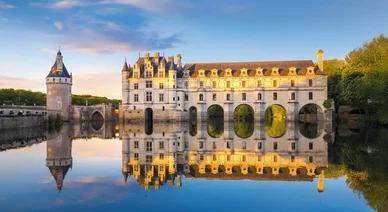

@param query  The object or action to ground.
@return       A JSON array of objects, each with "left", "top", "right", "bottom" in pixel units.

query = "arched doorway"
[
  {"left": 144, "top": 108, "right": 153, "bottom": 135},
  {"left": 234, "top": 104, "right": 254, "bottom": 138},
  {"left": 265, "top": 104, "right": 286, "bottom": 138},
  {"left": 207, "top": 105, "right": 224, "bottom": 138}
]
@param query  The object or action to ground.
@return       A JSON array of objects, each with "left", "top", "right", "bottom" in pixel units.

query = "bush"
[{"left": 323, "top": 99, "right": 332, "bottom": 109}]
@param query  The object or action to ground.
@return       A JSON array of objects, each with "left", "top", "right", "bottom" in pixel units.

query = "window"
[
  {"left": 146, "top": 155, "right": 152, "bottom": 163},
  {"left": 134, "top": 153, "right": 139, "bottom": 160},
  {"left": 146, "top": 81, "right": 152, "bottom": 88},
  {"left": 134, "top": 83, "right": 139, "bottom": 89},
  {"left": 200, "top": 154, "right": 204, "bottom": 160},
  {"left": 226, "top": 93, "right": 231, "bottom": 101},
  {"left": 242, "top": 93, "right": 246, "bottom": 101},
  {"left": 146, "top": 141, "right": 152, "bottom": 152},
  {"left": 199, "top": 93, "right": 203, "bottom": 101},
  {"left": 162, "top": 106, "right": 165, "bottom": 111},
  {"left": 273, "top": 142, "right": 278, "bottom": 150},
  {"left": 309, "top": 142, "right": 313, "bottom": 150},
  {"left": 258, "top": 93, "right": 262, "bottom": 100},
  {"left": 242, "top": 142, "right": 246, "bottom": 150},
  {"left": 291, "top": 92, "right": 295, "bottom": 100},
  {"left": 291, "top": 142, "right": 296, "bottom": 150},
  {"left": 242, "top": 81, "right": 246, "bottom": 88},
  {"left": 184, "top": 81, "right": 188, "bottom": 88},
  {"left": 226, "top": 81, "right": 231, "bottom": 88},
  {"left": 213, "top": 93, "right": 217, "bottom": 101},
  {"left": 159, "top": 83, "right": 164, "bottom": 89},
  {"left": 145, "top": 71, "right": 152, "bottom": 78},
  {"left": 146, "top": 92, "right": 152, "bottom": 101},
  {"left": 159, "top": 93, "right": 164, "bottom": 102},
  {"left": 273, "top": 80, "right": 278, "bottom": 88},
  {"left": 159, "top": 141, "right": 164, "bottom": 150},
  {"left": 257, "top": 80, "right": 262, "bottom": 87},
  {"left": 242, "top": 155, "right": 246, "bottom": 162},
  {"left": 308, "top": 79, "right": 313, "bottom": 87},
  {"left": 273, "top": 92, "right": 278, "bottom": 100},
  {"left": 199, "top": 141, "right": 203, "bottom": 149},
  {"left": 159, "top": 153, "right": 164, "bottom": 160},
  {"left": 291, "top": 80, "right": 295, "bottom": 87},
  {"left": 178, "top": 96, "right": 180, "bottom": 101},
  {"left": 185, "top": 141, "right": 189, "bottom": 149},
  {"left": 185, "top": 94, "right": 188, "bottom": 101},
  {"left": 213, "top": 142, "right": 216, "bottom": 150},
  {"left": 159, "top": 71, "right": 164, "bottom": 77},
  {"left": 213, "top": 81, "right": 217, "bottom": 88},
  {"left": 309, "top": 92, "right": 313, "bottom": 100},
  {"left": 134, "top": 94, "right": 139, "bottom": 102},
  {"left": 258, "top": 142, "right": 262, "bottom": 150},
  {"left": 213, "top": 155, "right": 217, "bottom": 161},
  {"left": 199, "top": 81, "right": 204, "bottom": 88},
  {"left": 134, "top": 141, "right": 139, "bottom": 149},
  {"left": 309, "top": 156, "right": 313, "bottom": 163},
  {"left": 134, "top": 72, "right": 139, "bottom": 78},
  {"left": 227, "top": 142, "right": 231, "bottom": 149}
]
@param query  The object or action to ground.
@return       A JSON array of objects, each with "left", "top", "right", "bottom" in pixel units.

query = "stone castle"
[{"left": 120, "top": 50, "right": 329, "bottom": 123}]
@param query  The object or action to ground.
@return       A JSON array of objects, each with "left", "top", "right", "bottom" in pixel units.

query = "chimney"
[
  {"left": 154, "top": 52, "right": 160, "bottom": 64},
  {"left": 316, "top": 49, "right": 324, "bottom": 72},
  {"left": 176, "top": 54, "right": 182, "bottom": 69},
  {"left": 144, "top": 52, "right": 150, "bottom": 62},
  {"left": 168, "top": 56, "right": 174, "bottom": 63}
]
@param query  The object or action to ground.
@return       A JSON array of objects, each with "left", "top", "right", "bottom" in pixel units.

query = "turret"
[
  {"left": 317, "top": 171, "right": 325, "bottom": 193},
  {"left": 46, "top": 49, "right": 72, "bottom": 121},
  {"left": 144, "top": 52, "right": 150, "bottom": 63},
  {"left": 176, "top": 54, "right": 182, "bottom": 69},
  {"left": 317, "top": 49, "right": 324, "bottom": 72},
  {"left": 121, "top": 58, "right": 130, "bottom": 105}
]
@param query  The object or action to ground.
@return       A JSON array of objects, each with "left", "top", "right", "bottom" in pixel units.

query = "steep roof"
[
  {"left": 47, "top": 51, "right": 71, "bottom": 78},
  {"left": 183, "top": 60, "right": 325, "bottom": 78}
]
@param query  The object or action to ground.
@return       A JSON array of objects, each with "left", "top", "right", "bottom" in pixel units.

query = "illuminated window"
[
  {"left": 159, "top": 83, "right": 164, "bottom": 89},
  {"left": 227, "top": 155, "right": 231, "bottom": 161},
  {"left": 242, "top": 81, "right": 246, "bottom": 88},
  {"left": 159, "top": 71, "right": 164, "bottom": 77},
  {"left": 134, "top": 83, "right": 139, "bottom": 89},
  {"left": 291, "top": 156, "right": 295, "bottom": 162},
  {"left": 213, "top": 155, "right": 217, "bottom": 161},
  {"left": 134, "top": 141, "right": 139, "bottom": 149},
  {"left": 200, "top": 154, "right": 204, "bottom": 160},
  {"left": 159, "top": 93, "right": 164, "bottom": 102},
  {"left": 134, "top": 94, "right": 139, "bottom": 102},
  {"left": 291, "top": 92, "right": 295, "bottom": 100},
  {"left": 273, "top": 92, "right": 278, "bottom": 100},
  {"left": 146, "top": 81, "right": 152, "bottom": 88},
  {"left": 273, "top": 80, "right": 278, "bottom": 88},
  {"left": 159, "top": 141, "right": 164, "bottom": 150},
  {"left": 134, "top": 153, "right": 139, "bottom": 160},
  {"left": 242, "top": 155, "right": 246, "bottom": 162},
  {"left": 146, "top": 92, "right": 152, "bottom": 101},
  {"left": 257, "top": 80, "right": 262, "bottom": 87},
  {"left": 309, "top": 79, "right": 313, "bottom": 87},
  {"left": 226, "top": 93, "right": 231, "bottom": 101},
  {"left": 291, "top": 80, "right": 295, "bottom": 87},
  {"left": 242, "top": 93, "right": 246, "bottom": 101},
  {"left": 258, "top": 93, "right": 262, "bottom": 100},
  {"left": 226, "top": 81, "right": 231, "bottom": 88},
  {"left": 145, "top": 71, "right": 152, "bottom": 78},
  {"left": 199, "top": 81, "right": 204, "bottom": 88},
  {"left": 146, "top": 141, "right": 152, "bottom": 152},
  {"left": 274, "top": 155, "right": 278, "bottom": 162},
  {"left": 199, "top": 94, "right": 204, "bottom": 101},
  {"left": 212, "top": 81, "right": 217, "bottom": 88},
  {"left": 159, "top": 153, "right": 164, "bottom": 160},
  {"left": 309, "top": 92, "right": 313, "bottom": 100},
  {"left": 258, "top": 155, "right": 262, "bottom": 161},
  {"left": 213, "top": 93, "right": 217, "bottom": 101}
]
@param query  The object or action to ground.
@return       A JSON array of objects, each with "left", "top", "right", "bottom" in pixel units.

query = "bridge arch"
[
  {"left": 189, "top": 106, "right": 197, "bottom": 124},
  {"left": 91, "top": 111, "right": 104, "bottom": 121},
  {"left": 233, "top": 104, "right": 254, "bottom": 138},
  {"left": 207, "top": 104, "right": 224, "bottom": 138},
  {"left": 264, "top": 104, "right": 286, "bottom": 138},
  {"left": 298, "top": 103, "right": 324, "bottom": 122}
]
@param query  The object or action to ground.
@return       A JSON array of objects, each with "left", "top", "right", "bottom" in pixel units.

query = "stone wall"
[{"left": 71, "top": 104, "right": 115, "bottom": 122}]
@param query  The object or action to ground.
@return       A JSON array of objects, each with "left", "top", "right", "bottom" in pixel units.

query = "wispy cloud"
[
  {"left": 0, "top": 0, "right": 14, "bottom": 9},
  {"left": 40, "top": 47, "right": 57, "bottom": 55},
  {"left": 99, "top": 0, "right": 192, "bottom": 13},
  {"left": 54, "top": 21, "right": 63, "bottom": 30},
  {"left": 51, "top": 0, "right": 90, "bottom": 8}
]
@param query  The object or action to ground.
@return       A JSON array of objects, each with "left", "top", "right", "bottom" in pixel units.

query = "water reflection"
[
  {"left": 120, "top": 121, "right": 328, "bottom": 191},
  {"left": 207, "top": 117, "right": 224, "bottom": 138},
  {"left": 264, "top": 118, "right": 286, "bottom": 138}
]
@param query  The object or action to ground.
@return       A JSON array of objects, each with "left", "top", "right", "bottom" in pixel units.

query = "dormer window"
[
  {"left": 272, "top": 67, "right": 279, "bottom": 75},
  {"left": 159, "top": 71, "right": 164, "bottom": 77},
  {"left": 145, "top": 71, "right": 152, "bottom": 78}
]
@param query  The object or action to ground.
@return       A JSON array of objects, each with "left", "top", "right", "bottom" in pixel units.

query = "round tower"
[{"left": 46, "top": 50, "right": 72, "bottom": 121}]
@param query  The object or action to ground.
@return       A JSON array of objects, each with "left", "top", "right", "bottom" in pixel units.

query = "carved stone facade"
[{"left": 120, "top": 50, "right": 328, "bottom": 122}]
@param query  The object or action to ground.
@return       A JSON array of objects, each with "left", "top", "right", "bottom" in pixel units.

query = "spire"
[
  {"left": 57, "top": 46, "right": 61, "bottom": 56},
  {"left": 122, "top": 58, "right": 129, "bottom": 72},
  {"left": 169, "top": 60, "right": 175, "bottom": 71}
]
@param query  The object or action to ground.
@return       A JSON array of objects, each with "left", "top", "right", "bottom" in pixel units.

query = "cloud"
[
  {"left": 40, "top": 47, "right": 57, "bottom": 55},
  {"left": 51, "top": 0, "right": 90, "bottom": 8},
  {"left": 0, "top": 0, "right": 14, "bottom": 8},
  {"left": 54, "top": 21, "right": 63, "bottom": 30},
  {"left": 99, "top": 0, "right": 192, "bottom": 13}
]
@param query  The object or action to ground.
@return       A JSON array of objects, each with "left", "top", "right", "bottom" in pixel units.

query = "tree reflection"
[
  {"left": 207, "top": 117, "right": 224, "bottom": 138},
  {"left": 234, "top": 121, "right": 254, "bottom": 138},
  {"left": 298, "top": 122, "right": 319, "bottom": 138}
]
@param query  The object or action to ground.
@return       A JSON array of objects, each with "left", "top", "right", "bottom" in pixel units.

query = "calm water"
[{"left": 0, "top": 120, "right": 387, "bottom": 212}]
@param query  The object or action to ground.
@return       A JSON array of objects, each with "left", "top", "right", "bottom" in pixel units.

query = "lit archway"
[{"left": 265, "top": 104, "right": 286, "bottom": 138}]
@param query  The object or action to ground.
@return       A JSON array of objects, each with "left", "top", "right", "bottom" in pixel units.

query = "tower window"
[
  {"left": 159, "top": 141, "right": 164, "bottom": 150},
  {"left": 200, "top": 154, "right": 204, "bottom": 161},
  {"left": 185, "top": 94, "right": 188, "bottom": 101},
  {"left": 199, "top": 141, "right": 204, "bottom": 149},
  {"left": 159, "top": 71, "right": 164, "bottom": 78},
  {"left": 159, "top": 93, "right": 164, "bottom": 102},
  {"left": 309, "top": 142, "right": 313, "bottom": 150},
  {"left": 199, "top": 81, "right": 204, "bottom": 88},
  {"left": 257, "top": 80, "right": 262, "bottom": 87},
  {"left": 145, "top": 71, "right": 152, "bottom": 78},
  {"left": 242, "top": 93, "right": 247, "bottom": 101},
  {"left": 258, "top": 142, "right": 262, "bottom": 150},
  {"left": 212, "top": 81, "right": 217, "bottom": 88},
  {"left": 242, "top": 155, "right": 246, "bottom": 162},
  {"left": 134, "top": 94, "right": 139, "bottom": 102},
  {"left": 291, "top": 156, "right": 295, "bottom": 162},
  {"left": 226, "top": 93, "right": 231, "bottom": 101},
  {"left": 309, "top": 156, "right": 313, "bottom": 163},
  {"left": 242, "top": 142, "right": 246, "bottom": 150},
  {"left": 227, "top": 155, "right": 231, "bottom": 161},
  {"left": 273, "top": 80, "right": 278, "bottom": 88},
  {"left": 213, "top": 142, "right": 216, "bottom": 150},
  {"left": 291, "top": 92, "right": 296, "bottom": 100},
  {"left": 184, "top": 81, "right": 188, "bottom": 89},
  {"left": 134, "top": 83, "right": 139, "bottom": 89},
  {"left": 309, "top": 92, "right": 313, "bottom": 100},
  {"left": 273, "top": 92, "right": 278, "bottom": 100},
  {"left": 291, "top": 142, "right": 296, "bottom": 150},
  {"left": 146, "top": 92, "right": 152, "bottom": 101},
  {"left": 146, "top": 81, "right": 152, "bottom": 88},
  {"left": 227, "top": 142, "right": 231, "bottom": 149},
  {"left": 134, "top": 141, "right": 139, "bottom": 149},
  {"left": 273, "top": 142, "right": 278, "bottom": 150}
]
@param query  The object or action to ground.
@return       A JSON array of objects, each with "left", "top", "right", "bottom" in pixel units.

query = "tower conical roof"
[
  {"left": 47, "top": 51, "right": 71, "bottom": 78},
  {"left": 122, "top": 60, "right": 129, "bottom": 72},
  {"left": 169, "top": 61, "right": 175, "bottom": 71}
]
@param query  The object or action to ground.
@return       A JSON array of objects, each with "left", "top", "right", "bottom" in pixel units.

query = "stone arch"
[
  {"left": 234, "top": 104, "right": 254, "bottom": 138},
  {"left": 207, "top": 104, "right": 224, "bottom": 138},
  {"left": 145, "top": 108, "right": 153, "bottom": 122},
  {"left": 298, "top": 103, "right": 324, "bottom": 122},
  {"left": 91, "top": 121, "right": 104, "bottom": 132},
  {"left": 189, "top": 106, "right": 197, "bottom": 124},
  {"left": 91, "top": 111, "right": 104, "bottom": 121},
  {"left": 207, "top": 104, "right": 224, "bottom": 119},
  {"left": 264, "top": 104, "right": 286, "bottom": 138}
]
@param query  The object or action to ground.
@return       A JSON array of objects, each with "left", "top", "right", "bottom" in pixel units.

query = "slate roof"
[
  {"left": 183, "top": 60, "right": 325, "bottom": 78},
  {"left": 47, "top": 61, "right": 71, "bottom": 78},
  {"left": 132, "top": 56, "right": 177, "bottom": 78}
]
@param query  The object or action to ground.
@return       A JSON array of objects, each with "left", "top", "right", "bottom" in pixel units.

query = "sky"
[{"left": 0, "top": 0, "right": 388, "bottom": 98}]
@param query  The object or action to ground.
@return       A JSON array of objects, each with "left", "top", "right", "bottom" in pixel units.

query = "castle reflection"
[{"left": 120, "top": 121, "right": 329, "bottom": 192}]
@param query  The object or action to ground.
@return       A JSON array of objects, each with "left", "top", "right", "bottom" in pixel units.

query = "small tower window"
[
  {"left": 199, "top": 81, "right": 204, "bottom": 88},
  {"left": 242, "top": 93, "right": 246, "bottom": 101},
  {"left": 213, "top": 93, "right": 217, "bottom": 101},
  {"left": 212, "top": 81, "right": 217, "bottom": 88},
  {"left": 257, "top": 80, "right": 262, "bottom": 87}
]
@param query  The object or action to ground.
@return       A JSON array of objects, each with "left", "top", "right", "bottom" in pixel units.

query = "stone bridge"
[{"left": 71, "top": 104, "right": 115, "bottom": 122}]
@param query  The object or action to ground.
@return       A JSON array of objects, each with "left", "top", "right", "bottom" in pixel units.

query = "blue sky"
[{"left": 0, "top": 0, "right": 388, "bottom": 97}]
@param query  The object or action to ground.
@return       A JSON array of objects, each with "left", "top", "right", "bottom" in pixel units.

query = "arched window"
[
  {"left": 226, "top": 93, "right": 231, "bottom": 101},
  {"left": 199, "top": 94, "right": 203, "bottom": 101},
  {"left": 258, "top": 93, "right": 262, "bottom": 100},
  {"left": 291, "top": 92, "right": 295, "bottom": 100}
]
